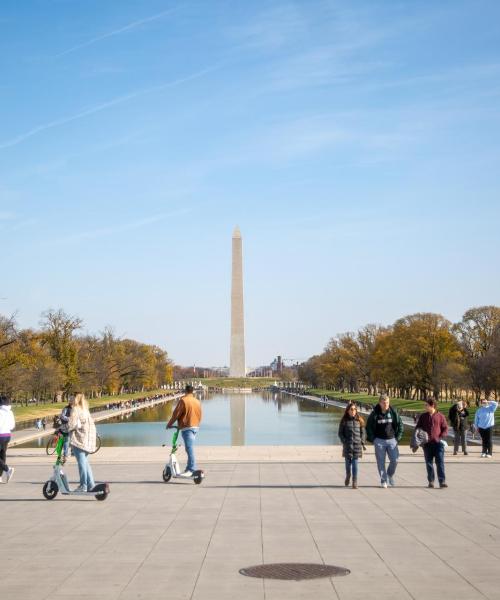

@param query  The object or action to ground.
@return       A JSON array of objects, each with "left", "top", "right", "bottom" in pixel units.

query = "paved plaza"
[{"left": 1, "top": 446, "right": 500, "bottom": 600}]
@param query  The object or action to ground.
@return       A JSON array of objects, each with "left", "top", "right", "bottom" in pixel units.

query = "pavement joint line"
[
  {"left": 306, "top": 462, "right": 417, "bottom": 600},
  {"left": 120, "top": 483, "right": 198, "bottom": 597},
  {"left": 258, "top": 463, "right": 266, "bottom": 600},
  {"left": 282, "top": 462, "right": 340, "bottom": 600},
  {"left": 41, "top": 501, "right": 150, "bottom": 600},
  {"left": 356, "top": 478, "right": 490, "bottom": 600},
  {"left": 189, "top": 462, "right": 238, "bottom": 600},
  {"left": 389, "top": 481, "right": 500, "bottom": 559}
]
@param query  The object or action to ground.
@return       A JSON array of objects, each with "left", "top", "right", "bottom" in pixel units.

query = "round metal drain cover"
[{"left": 239, "top": 563, "right": 350, "bottom": 581}]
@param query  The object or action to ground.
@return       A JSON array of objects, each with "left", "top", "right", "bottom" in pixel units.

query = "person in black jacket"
[
  {"left": 366, "top": 394, "right": 404, "bottom": 488},
  {"left": 448, "top": 400, "right": 469, "bottom": 455},
  {"left": 338, "top": 403, "right": 366, "bottom": 489}
]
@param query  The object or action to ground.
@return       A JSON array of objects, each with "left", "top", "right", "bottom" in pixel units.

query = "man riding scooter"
[{"left": 166, "top": 385, "right": 202, "bottom": 477}]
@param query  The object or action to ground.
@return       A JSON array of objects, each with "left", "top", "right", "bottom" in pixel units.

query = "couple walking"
[{"left": 338, "top": 394, "right": 403, "bottom": 489}]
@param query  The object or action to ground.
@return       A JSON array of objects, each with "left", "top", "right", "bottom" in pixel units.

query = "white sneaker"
[
  {"left": 180, "top": 470, "right": 193, "bottom": 478},
  {"left": 381, "top": 481, "right": 388, "bottom": 488},
  {"left": 388, "top": 476, "right": 395, "bottom": 487},
  {"left": 481, "top": 453, "right": 486, "bottom": 458},
  {"left": 74, "top": 485, "right": 87, "bottom": 493},
  {"left": 486, "top": 454, "right": 492, "bottom": 458},
  {"left": 5, "top": 467, "right": 14, "bottom": 483}
]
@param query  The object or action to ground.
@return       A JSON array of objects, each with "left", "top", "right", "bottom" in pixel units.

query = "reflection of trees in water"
[{"left": 103, "top": 402, "right": 173, "bottom": 424}]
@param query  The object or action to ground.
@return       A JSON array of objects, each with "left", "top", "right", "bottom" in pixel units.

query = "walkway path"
[
  {"left": 9, "top": 393, "right": 182, "bottom": 447},
  {"left": 2, "top": 446, "right": 499, "bottom": 599}
]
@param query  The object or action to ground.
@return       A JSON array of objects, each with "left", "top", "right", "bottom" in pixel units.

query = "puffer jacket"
[
  {"left": 68, "top": 406, "right": 96, "bottom": 453},
  {"left": 338, "top": 417, "right": 366, "bottom": 459},
  {"left": 410, "top": 427, "right": 429, "bottom": 452}
]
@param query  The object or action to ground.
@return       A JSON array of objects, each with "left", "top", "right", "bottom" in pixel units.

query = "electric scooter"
[
  {"left": 162, "top": 428, "right": 204, "bottom": 484},
  {"left": 42, "top": 435, "right": 109, "bottom": 501}
]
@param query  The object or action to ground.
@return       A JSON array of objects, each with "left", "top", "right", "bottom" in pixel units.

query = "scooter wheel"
[
  {"left": 193, "top": 471, "right": 204, "bottom": 485},
  {"left": 162, "top": 466, "right": 172, "bottom": 482},
  {"left": 93, "top": 483, "right": 109, "bottom": 501},
  {"left": 43, "top": 480, "right": 59, "bottom": 500}
]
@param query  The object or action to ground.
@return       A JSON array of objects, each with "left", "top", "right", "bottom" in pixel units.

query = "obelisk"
[{"left": 230, "top": 226, "right": 246, "bottom": 377}]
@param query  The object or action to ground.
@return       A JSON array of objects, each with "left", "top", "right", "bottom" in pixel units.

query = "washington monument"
[{"left": 230, "top": 226, "right": 246, "bottom": 377}]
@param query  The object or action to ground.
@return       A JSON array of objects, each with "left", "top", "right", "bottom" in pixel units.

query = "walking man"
[
  {"left": 449, "top": 399, "right": 469, "bottom": 455},
  {"left": 416, "top": 399, "right": 449, "bottom": 488},
  {"left": 167, "top": 385, "right": 202, "bottom": 477},
  {"left": 474, "top": 395, "right": 498, "bottom": 457},
  {"left": 366, "top": 394, "right": 403, "bottom": 488}
]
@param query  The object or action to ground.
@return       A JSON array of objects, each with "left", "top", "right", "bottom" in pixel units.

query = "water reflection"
[{"left": 18, "top": 392, "right": 413, "bottom": 447}]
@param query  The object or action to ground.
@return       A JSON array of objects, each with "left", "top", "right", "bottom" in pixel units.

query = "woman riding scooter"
[{"left": 68, "top": 393, "right": 97, "bottom": 492}]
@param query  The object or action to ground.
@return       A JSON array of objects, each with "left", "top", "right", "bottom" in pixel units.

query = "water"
[{"left": 19, "top": 392, "right": 414, "bottom": 447}]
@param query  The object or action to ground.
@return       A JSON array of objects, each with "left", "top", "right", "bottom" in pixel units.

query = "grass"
[
  {"left": 12, "top": 389, "right": 176, "bottom": 424},
  {"left": 201, "top": 377, "right": 275, "bottom": 389},
  {"left": 308, "top": 389, "right": 483, "bottom": 420}
]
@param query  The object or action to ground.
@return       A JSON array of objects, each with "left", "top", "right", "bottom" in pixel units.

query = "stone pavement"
[{"left": 1, "top": 446, "right": 500, "bottom": 600}]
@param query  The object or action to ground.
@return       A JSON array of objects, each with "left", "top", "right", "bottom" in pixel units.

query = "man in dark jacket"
[
  {"left": 448, "top": 400, "right": 469, "bottom": 456},
  {"left": 366, "top": 394, "right": 404, "bottom": 488},
  {"left": 416, "top": 399, "right": 449, "bottom": 488}
]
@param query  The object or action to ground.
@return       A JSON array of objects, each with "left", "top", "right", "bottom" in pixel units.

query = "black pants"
[
  {"left": 478, "top": 427, "right": 493, "bottom": 455},
  {"left": 0, "top": 436, "right": 10, "bottom": 472}
]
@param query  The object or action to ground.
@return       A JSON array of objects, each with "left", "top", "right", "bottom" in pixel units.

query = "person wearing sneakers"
[
  {"left": 416, "top": 399, "right": 449, "bottom": 488},
  {"left": 366, "top": 394, "right": 403, "bottom": 488},
  {"left": 68, "top": 393, "right": 97, "bottom": 492},
  {"left": 338, "top": 403, "right": 366, "bottom": 489},
  {"left": 166, "top": 385, "right": 202, "bottom": 477},
  {"left": 0, "top": 395, "right": 16, "bottom": 483},
  {"left": 474, "top": 395, "right": 498, "bottom": 457}
]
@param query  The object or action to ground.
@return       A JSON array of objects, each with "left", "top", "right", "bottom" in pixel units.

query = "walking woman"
[
  {"left": 68, "top": 393, "right": 97, "bottom": 492},
  {"left": 0, "top": 395, "right": 15, "bottom": 483},
  {"left": 338, "top": 403, "right": 366, "bottom": 489}
]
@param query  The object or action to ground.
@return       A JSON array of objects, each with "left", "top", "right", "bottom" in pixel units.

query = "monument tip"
[{"left": 233, "top": 226, "right": 241, "bottom": 238}]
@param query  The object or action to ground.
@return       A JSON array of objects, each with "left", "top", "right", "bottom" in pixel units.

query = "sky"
[{"left": 1, "top": 0, "right": 500, "bottom": 368}]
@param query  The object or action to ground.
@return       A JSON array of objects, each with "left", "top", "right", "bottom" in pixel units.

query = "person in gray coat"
[{"left": 338, "top": 403, "right": 366, "bottom": 489}]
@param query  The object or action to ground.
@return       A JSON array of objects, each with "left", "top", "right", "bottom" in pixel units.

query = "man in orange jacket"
[{"left": 167, "top": 385, "right": 202, "bottom": 477}]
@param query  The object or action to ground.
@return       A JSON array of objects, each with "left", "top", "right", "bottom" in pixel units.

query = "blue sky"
[{"left": 1, "top": 0, "right": 499, "bottom": 367}]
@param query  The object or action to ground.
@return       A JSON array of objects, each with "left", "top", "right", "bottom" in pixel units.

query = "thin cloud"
[
  {"left": 55, "top": 7, "right": 179, "bottom": 58},
  {"left": 49, "top": 208, "right": 192, "bottom": 245},
  {"left": 0, "top": 64, "right": 220, "bottom": 151}
]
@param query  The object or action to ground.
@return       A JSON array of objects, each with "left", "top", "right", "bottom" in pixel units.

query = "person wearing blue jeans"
[
  {"left": 72, "top": 446, "right": 95, "bottom": 490},
  {"left": 338, "top": 403, "right": 366, "bottom": 489},
  {"left": 366, "top": 394, "right": 404, "bottom": 488},
  {"left": 167, "top": 385, "right": 203, "bottom": 477}
]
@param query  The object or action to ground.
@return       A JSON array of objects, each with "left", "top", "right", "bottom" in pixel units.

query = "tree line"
[
  {"left": 0, "top": 309, "right": 173, "bottom": 402},
  {"left": 298, "top": 306, "right": 500, "bottom": 403}
]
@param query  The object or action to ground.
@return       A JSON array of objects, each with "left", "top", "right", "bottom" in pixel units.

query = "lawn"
[
  {"left": 308, "top": 389, "right": 483, "bottom": 421},
  {"left": 12, "top": 389, "right": 175, "bottom": 424},
  {"left": 202, "top": 377, "right": 275, "bottom": 389}
]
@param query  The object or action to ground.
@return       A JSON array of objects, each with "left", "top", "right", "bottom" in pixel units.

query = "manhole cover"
[{"left": 239, "top": 563, "right": 350, "bottom": 581}]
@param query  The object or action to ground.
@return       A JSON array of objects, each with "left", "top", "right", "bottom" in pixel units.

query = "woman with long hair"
[
  {"left": 338, "top": 403, "right": 366, "bottom": 489},
  {"left": 68, "top": 393, "right": 97, "bottom": 492}
]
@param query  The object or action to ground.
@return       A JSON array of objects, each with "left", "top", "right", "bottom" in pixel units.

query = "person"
[
  {"left": 448, "top": 399, "right": 469, "bottom": 455},
  {"left": 366, "top": 394, "right": 403, "bottom": 488},
  {"left": 58, "top": 398, "right": 74, "bottom": 459},
  {"left": 338, "top": 403, "right": 366, "bottom": 489},
  {"left": 416, "top": 399, "right": 449, "bottom": 488},
  {"left": 68, "top": 393, "right": 97, "bottom": 492},
  {"left": 0, "top": 395, "right": 15, "bottom": 483},
  {"left": 166, "top": 385, "right": 202, "bottom": 477},
  {"left": 42, "top": 417, "right": 47, "bottom": 430},
  {"left": 474, "top": 395, "right": 499, "bottom": 457}
]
